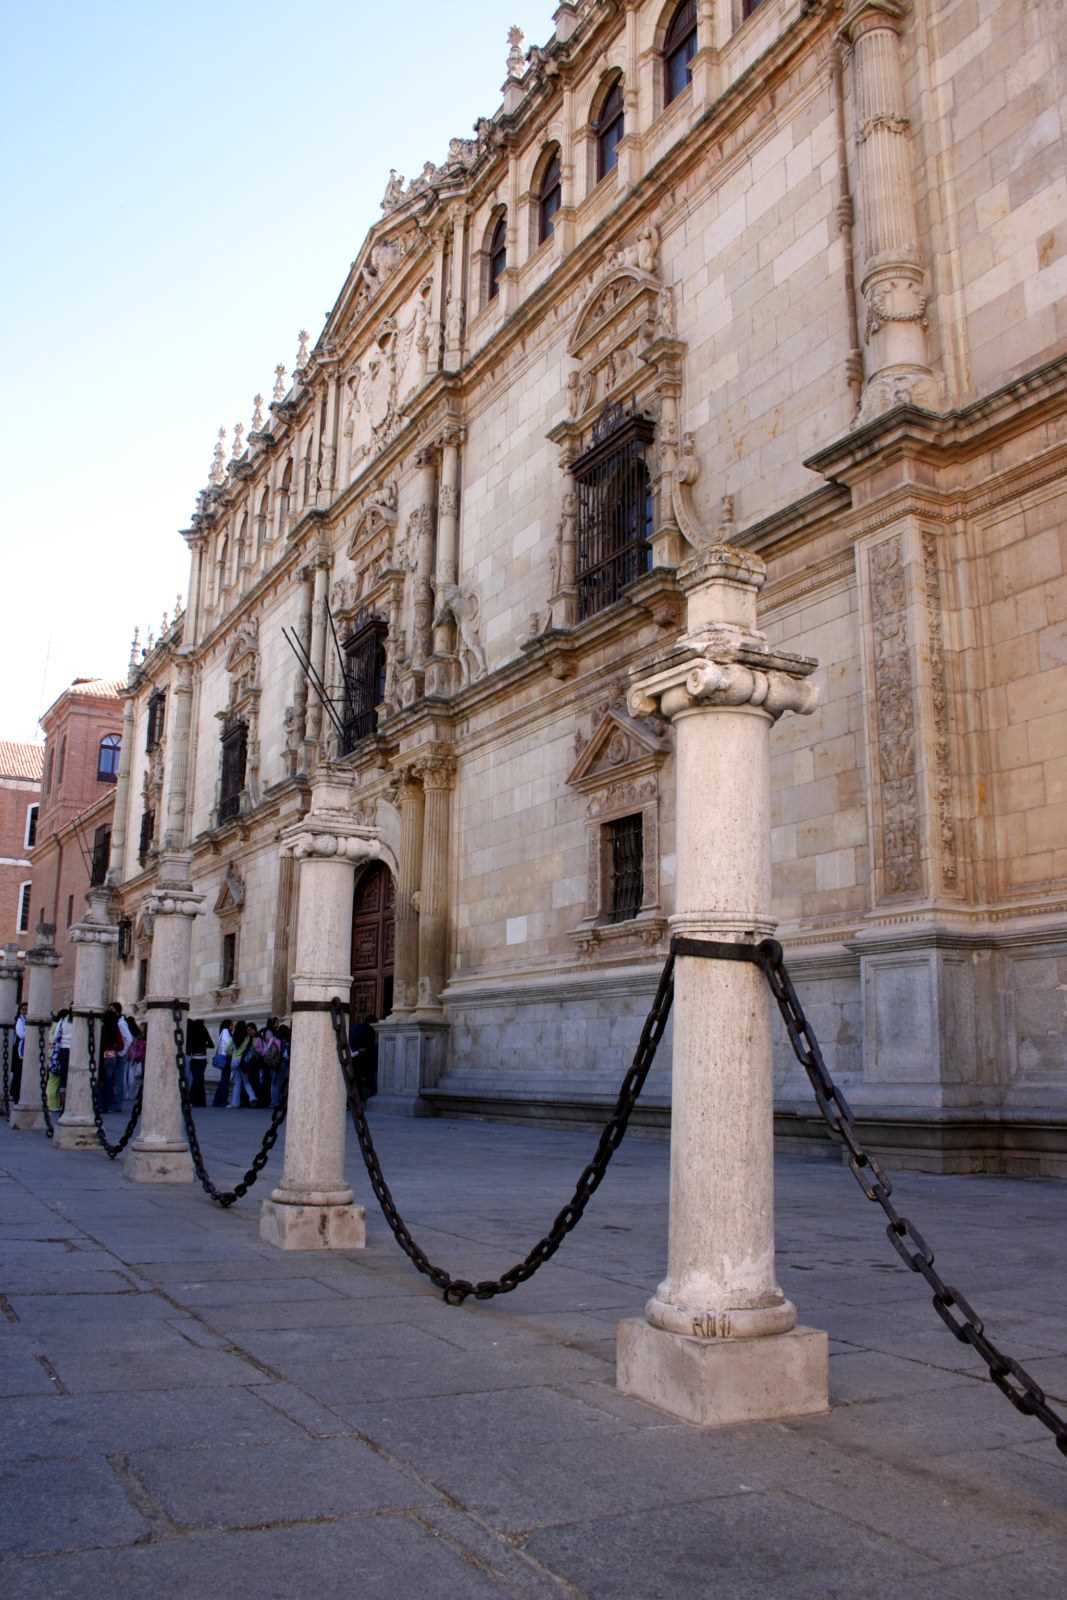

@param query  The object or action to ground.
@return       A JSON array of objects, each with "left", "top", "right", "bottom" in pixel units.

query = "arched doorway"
[{"left": 350, "top": 862, "right": 394, "bottom": 1023}]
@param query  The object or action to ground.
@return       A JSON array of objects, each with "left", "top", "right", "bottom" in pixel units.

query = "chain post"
[
  {"left": 327, "top": 950, "right": 676, "bottom": 1304},
  {"left": 755, "top": 936, "right": 1067, "bottom": 1461},
  {"left": 170, "top": 1001, "right": 287, "bottom": 1207}
]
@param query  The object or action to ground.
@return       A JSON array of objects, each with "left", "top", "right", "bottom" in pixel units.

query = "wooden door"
[{"left": 350, "top": 862, "right": 395, "bottom": 1022}]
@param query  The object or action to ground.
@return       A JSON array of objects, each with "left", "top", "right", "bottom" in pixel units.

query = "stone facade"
[{"left": 99, "top": 0, "right": 1067, "bottom": 1173}]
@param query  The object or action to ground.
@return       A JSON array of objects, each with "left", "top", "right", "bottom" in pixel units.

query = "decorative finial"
[
  {"left": 273, "top": 364, "right": 287, "bottom": 402},
  {"left": 507, "top": 25, "right": 526, "bottom": 78},
  {"left": 295, "top": 330, "right": 310, "bottom": 370},
  {"left": 160, "top": 609, "right": 169, "bottom": 635},
  {"left": 175, "top": 592, "right": 183, "bottom": 617},
  {"left": 210, "top": 427, "right": 226, "bottom": 485},
  {"left": 128, "top": 627, "right": 140, "bottom": 671},
  {"left": 145, "top": 628, "right": 155, "bottom": 655},
  {"left": 251, "top": 393, "right": 264, "bottom": 431},
  {"left": 231, "top": 422, "right": 245, "bottom": 460}
]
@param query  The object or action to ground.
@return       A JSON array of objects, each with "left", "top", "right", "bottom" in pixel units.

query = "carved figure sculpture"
[
  {"left": 381, "top": 169, "right": 406, "bottom": 212},
  {"left": 432, "top": 583, "right": 488, "bottom": 684}
]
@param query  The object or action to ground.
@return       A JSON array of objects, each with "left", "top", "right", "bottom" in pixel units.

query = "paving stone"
[
  {"left": 43, "top": 1345, "right": 273, "bottom": 1394},
  {"left": 1, "top": 1386, "right": 305, "bottom": 1462},
  {"left": 156, "top": 1276, "right": 348, "bottom": 1307},
  {"left": 339, "top": 1384, "right": 632, "bottom": 1455},
  {"left": 0, "top": 1347, "right": 61, "bottom": 1397},
  {"left": 0, "top": 1514, "right": 519, "bottom": 1599},
  {"left": 0, "top": 1456, "right": 151, "bottom": 1556}
]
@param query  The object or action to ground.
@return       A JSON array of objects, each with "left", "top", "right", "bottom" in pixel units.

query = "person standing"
[
  {"left": 47, "top": 1008, "right": 72, "bottom": 1112},
  {"left": 270, "top": 1024, "right": 290, "bottom": 1110},
  {"left": 229, "top": 1022, "right": 259, "bottom": 1108},
  {"left": 348, "top": 1012, "right": 379, "bottom": 1103},
  {"left": 12, "top": 1001, "right": 27, "bottom": 1104},
  {"left": 185, "top": 1018, "right": 214, "bottom": 1108},
  {"left": 98, "top": 1006, "right": 125, "bottom": 1114},
  {"left": 124, "top": 1017, "right": 145, "bottom": 1106},
  {"left": 211, "top": 1019, "right": 234, "bottom": 1107}
]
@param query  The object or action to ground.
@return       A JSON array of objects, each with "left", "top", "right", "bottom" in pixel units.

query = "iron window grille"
[
  {"left": 117, "top": 918, "right": 133, "bottom": 961},
  {"left": 607, "top": 814, "right": 644, "bottom": 923},
  {"left": 17, "top": 882, "right": 31, "bottom": 935},
  {"left": 574, "top": 404, "right": 655, "bottom": 621},
  {"left": 138, "top": 810, "right": 155, "bottom": 865},
  {"left": 25, "top": 804, "right": 38, "bottom": 850},
  {"left": 90, "top": 826, "right": 111, "bottom": 887},
  {"left": 137, "top": 959, "right": 148, "bottom": 1001},
  {"left": 221, "top": 932, "right": 237, "bottom": 989},
  {"left": 97, "top": 734, "right": 121, "bottom": 783},
  {"left": 146, "top": 691, "right": 166, "bottom": 752},
  {"left": 341, "top": 617, "right": 388, "bottom": 756},
  {"left": 218, "top": 720, "right": 248, "bottom": 824},
  {"left": 664, "top": 0, "right": 698, "bottom": 106}
]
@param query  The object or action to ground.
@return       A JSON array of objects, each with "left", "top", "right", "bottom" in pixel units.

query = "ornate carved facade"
[{"left": 99, "top": 0, "right": 1067, "bottom": 1175}]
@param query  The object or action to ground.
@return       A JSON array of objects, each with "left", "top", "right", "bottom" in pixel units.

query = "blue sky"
[{"left": 2, "top": 0, "right": 557, "bottom": 740}]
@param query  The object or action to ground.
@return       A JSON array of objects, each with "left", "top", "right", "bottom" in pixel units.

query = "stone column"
[
  {"left": 11, "top": 922, "right": 59, "bottom": 1132},
  {"left": 261, "top": 772, "right": 389, "bottom": 1249},
  {"left": 304, "top": 551, "right": 331, "bottom": 757},
  {"left": 415, "top": 749, "right": 455, "bottom": 1018},
  {"left": 550, "top": 449, "right": 579, "bottom": 628},
  {"left": 289, "top": 565, "right": 314, "bottom": 771},
  {"left": 616, "top": 547, "right": 828, "bottom": 1428},
  {"left": 107, "top": 696, "right": 136, "bottom": 886},
  {"left": 390, "top": 770, "right": 424, "bottom": 1016},
  {"left": 0, "top": 943, "right": 20, "bottom": 1118},
  {"left": 841, "top": 0, "right": 934, "bottom": 418},
  {"left": 430, "top": 427, "right": 463, "bottom": 669},
  {"left": 55, "top": 890, "right": 116, "bottom": 1152},
  {"left": 317, "top": 375, "right": 339, "bottom": 507},
  {"left": 182, "top": 531, "right": 206, "bottom": 649},
  {"left": 162, "top": 657, "right": 193, "bottom": 852},
  {"left": 411, "top": 449, "right": 437, "bottom": 676},
  {"left": 124, "top": 857, "right": 201, "bottom": 1183},
  {"left": 443, "top": 213, "right": 467, "bottom": 370}
]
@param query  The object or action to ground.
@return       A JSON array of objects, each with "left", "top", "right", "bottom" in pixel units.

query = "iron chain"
[
  {"left": 35, "top": 1023, "right": 54, "bottom": 1140},
  {"left": 0, "top": 1023, "right": 10, "bottom": 1120},
  {"left": 171, "top": 1002, "right": 287, "bottom": 1207},
  {"left": 84, "top": 1013, "right": 143, "bottom": 1160},
  {"left": 329, "top": 951, "right": 676, "bottom": 1305},
  {"left": 757, "top": 936, "right": 1067, "bottom": 1459}
]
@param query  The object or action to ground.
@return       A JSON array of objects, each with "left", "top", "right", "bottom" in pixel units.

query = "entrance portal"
[{"left": 350, "top": 862, "right": 395, "bottom": 1023}]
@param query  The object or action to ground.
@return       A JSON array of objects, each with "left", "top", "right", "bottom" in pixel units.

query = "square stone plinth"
[
  {"left": 9, "top": 1107, "right": 48, "bottom": 1133},
  {"left": 53, "top": 1122, "right": 106, "bottom": 1152},
  {"left": 260, "top": 1199, "right": 367, "bottom": 1251},
  {"left": 124, "top": 1145, "right": 195, "bottom": 1184},
  {"left": 617, "top": 1318, "right": 829, "bottom": 1428}
]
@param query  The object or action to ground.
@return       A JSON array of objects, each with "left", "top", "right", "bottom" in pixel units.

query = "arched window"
[
  {"left": 488, "top": 213, "right": 507, "bottom": 300},
  {"left": 257, "top": 486, "right": 271, "bottom": 554},
  {"left": 663, "top": 0, "right": 698, "bottom": 107},
  {"left": 278, "top": 459, "right": 292, "bottom": 537},
  {"left": 57, "top": 736, "right": 67, "bottom": 786},
  {"left": 97, "top": 734, "right": 121, "bottom": 783},
  {"left": 595, "top": 76, "right": 625, "bottom": 181},
  {"left": 537, "top": 147, "right": 562, "bottom": 245},
  {"left": 743, "top": 0, "right": 767, "bottom": 16}
]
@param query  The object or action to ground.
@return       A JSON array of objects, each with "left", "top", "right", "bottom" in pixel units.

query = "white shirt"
[
  {"left": 15, "top": 1015, "right": 26, "bottom": 1045},
  {"left": 117, "top": 1016, "right": 133, "bottom": 1052}
]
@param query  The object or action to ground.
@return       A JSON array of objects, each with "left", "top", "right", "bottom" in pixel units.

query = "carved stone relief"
[
  {"left": 922, "top": 531, "right": 959, "bottom": 892},
  {"left": 869, "top": 535, "right": 922, "bottom": 897}
]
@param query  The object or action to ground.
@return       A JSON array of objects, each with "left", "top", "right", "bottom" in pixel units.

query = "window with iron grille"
[
  {"left": 138, "top": 810, "right": 155, "bottom": 865},
  {"left": 17, "top": 882, "right": 31, "bottom": 935},
  {"left": 218, "top": 720, "right": 248, "bottom": 823},
  {"left": 25, "top": 804, "right": 38, "bottom": 850},
  {"left": 341, "top": 618, "right": 388, "bottom": 756},
  {"left": 118, "top": 918, "right": 133, "bottom": 961},
  {"left": 90, "top": 825, "right": 111, "bottom": 887},
  {"left": 221, "top": 932, "right": 237, "bottom": 989},
  {"left": 606, "top": 814, "right": 644, "bottom": 923},
  {"left": 146, "top": 691, "right": 166, "bottom": 752},
  {"left": 574, "top": 405, "right": 654, "bottom": 621}
]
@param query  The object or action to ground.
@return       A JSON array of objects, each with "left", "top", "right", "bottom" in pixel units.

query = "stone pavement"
[{"left": 1, "top": 1110, "right": 1065, "bottom": 1599}]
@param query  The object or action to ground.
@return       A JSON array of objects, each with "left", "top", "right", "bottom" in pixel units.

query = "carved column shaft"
[
  {"left": 444, "top": 214, "right": 467, "bottom": 369},
  {"left": 11, "top": 927, "right": 60, "bottom": 1132},
  {"left": 415, "top": 755, "right": 455, "bottom": 1015},
  {"left": 432, "top": 432, "right": 462, "bottom": 659},
  {"left": 412, "top": 449, "right": 437, "bottom": 671},
  {"left": 427, "top": 228, "right": 448, "bottom": 377},
  {"left": 391, "top": 776, "right": 425, "bottom": 1015},
  {"left": 843, "top": 2, "right": 932, "bottom": 414},
  {"left": 318, "top": 375, "right": 339, "bottom": 507},
  {"left": 0, "top": 944, "right": 18, "bottom": 1115},
  {"left": 107, "top": 696, "right": 137, "bottom": 886},
  {"left": 162, "top": 657, "right": 194, "bottom": 853},
  {"left": 551, "top": 452, "right": 579, "bottom": 628}
]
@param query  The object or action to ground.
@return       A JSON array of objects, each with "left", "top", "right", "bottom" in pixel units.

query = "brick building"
[
  {"left": 0, "top": 742, "right": 43, "bottom": 958},
  {"left": 32, "top": 679, "right": 124, "bottom": 1007}
]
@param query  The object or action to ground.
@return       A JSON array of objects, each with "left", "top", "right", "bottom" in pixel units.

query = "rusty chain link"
[
  {"left": 81, "top": 1010, "right": 143, "bottom": 1160},
  {"left": 329, "top": 950, "right": 676, "bottom": 1305},
  {"left": 171, "top": 1001, "right": 287, "bottom": 1207},
  {"left": 755, "top": 936, "right": 1067, "bottom": 1460}
]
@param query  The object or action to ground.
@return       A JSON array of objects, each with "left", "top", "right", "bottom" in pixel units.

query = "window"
[
  {"left": 25, "top": 804, "right": 38, "bottom": 850},
  {"left": 278, "top": 458, "right": 292, "bottom": 536},
  {"left": 91, "top": 825, "right": 111, "bottom": 887},
  {"left": 664, "top": 0, "right": 698, "bottom": 106},
  {"left": 138, "top": 958, "right": 148, "bottom": 1002},
  {"left": 221, "top": 932, "right": 237, "bottom": 989},
  {"left": 488, "top": 213, "right": 507, "bottom": 301},
  {"left": 595, "top": 76, "right": 625, "bottom": 181},
  {"left": 573, "top": 404, "right": 655, "bottom": 620},
  {"left": 44, "top": 746, "right": 53, "bottom": 795},
  {"left": 537, "top": 147, "right": 562, "bottom": 245},
  {"left": 118, "top": 917, "right": 133, "bottom": 961},
  {"left": 341, "top": 618, "right": 388, "bottom": 756},
  {"left": 17, "top": 882, "right": 31, "bottom": 935},
  {"left": 57, "top": 736, "right": 67, "bottom": 786},
  {"left": 97, "top": 734, "right": 121, "bottom": 783},
  {"left": 742, "top": 0, "right": 767, "bottom": 15},
  {"left": 146, "top": 691, "right": 166, "bottom": 752},
  {"left": 218, "top": 720, "right": 248, "bottom": 824},
  {"left": 138, "top": 810, "right": 155, "bottom": 865},
  {"left": 607, "top": 814, "right": 644, "bottom": 922},
  {"left": 67, "top": 895, "right": 74, "bottom": 929}
]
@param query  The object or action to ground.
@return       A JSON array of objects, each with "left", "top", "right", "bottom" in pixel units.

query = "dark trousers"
[{"left": 188, "top": 1056, "right": 207, "bottom": 1108}]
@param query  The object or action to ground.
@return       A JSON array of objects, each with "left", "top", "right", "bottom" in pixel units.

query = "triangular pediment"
[
  {"left": 567, "top": 709, "right": 669, "bottom": 793},
  {"left": 324, "top": 217, "right": 431, "bottom": 352},
  {"left": 214, "top": 863, "right": 246, "bottom": 917},
  {"left": 568, "top": 267, "right": 660, "bottom": 360}
]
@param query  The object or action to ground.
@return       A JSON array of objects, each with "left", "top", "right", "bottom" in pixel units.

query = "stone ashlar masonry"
[{"left": 95, "top": 0, "right": 1067, "bottom": 1175}]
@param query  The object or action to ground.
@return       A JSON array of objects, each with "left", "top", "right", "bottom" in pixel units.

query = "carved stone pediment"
[
  {"left": 214, "top": 862, "right": 246, "bottom": 919},
  {"left": 567, "top": 709, "right": 670, "bottom": 795},
  {"left": 225, "top": 617, "right": 259, "bottom": 674},
  {"left": 347, "top": 482, "right": 398, "bottom": 559}
]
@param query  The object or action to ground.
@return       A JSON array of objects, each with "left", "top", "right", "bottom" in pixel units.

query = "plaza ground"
[{"left": 1, "top": 1110, "right": 1065, "bottom": 1598}]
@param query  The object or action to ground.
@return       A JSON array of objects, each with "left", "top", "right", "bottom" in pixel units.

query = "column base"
[
  {"left": 124, "top": 1141, "right": 195, "bottom": 1184},
  {"left": 260, "top": 1197, "right": 367, "bottom": 1251},
  {"left": 54, "top": 1120, "right": 105, "bottom": 1152},
  {"left": 9, "top": 1106, "right": 47, "bottom": 1132},
  {"left": 617, "top": 1318, "right": 828, "bottom": 1428},
  {"left": 375, "top": 1017, "right": 449, "bottom": 1114}
]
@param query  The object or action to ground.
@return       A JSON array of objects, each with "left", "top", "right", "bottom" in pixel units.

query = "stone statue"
[
  {"left": 381, "top": 169, "right": 406, "bottom": 212},
  {"left": 433, "top": 583, "right": 488, "bottom": 684}
]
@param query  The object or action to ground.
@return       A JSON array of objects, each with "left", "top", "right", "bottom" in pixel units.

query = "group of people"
[
  {"left": 181, "top": 1017, "right": 292, "bottom": 1111},
  {"left": 8, "top": 1001, "right": 144, "bottom": 1114}
]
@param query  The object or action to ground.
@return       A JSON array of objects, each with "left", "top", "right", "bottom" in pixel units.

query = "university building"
[{"left": 102, "top": 0, "right": 1067, "bottom": 1173}]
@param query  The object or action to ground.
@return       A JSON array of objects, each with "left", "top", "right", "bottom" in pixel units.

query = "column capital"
[
  {"left": 71, "top": 922, "right": 119, "bottom": 947},
  {"left": 26, "top": 922, "right": 60, "bottom": 968},
  {"left": 145, "top": 885, "right": 203, "bottom": 920},
  {"left": 838, "top": 0, "right": 907, "bottom": 45},
  {"left": 0, "top": 942, "right": 21, "bottom": 978},
  {"left": 411, "top": 746, "right": 456, "bottom": 790}
]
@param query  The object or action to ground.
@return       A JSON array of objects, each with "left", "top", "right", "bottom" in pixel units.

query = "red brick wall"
[{"left": 0, "top": 778, "right": 39, "bottom": 953}]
